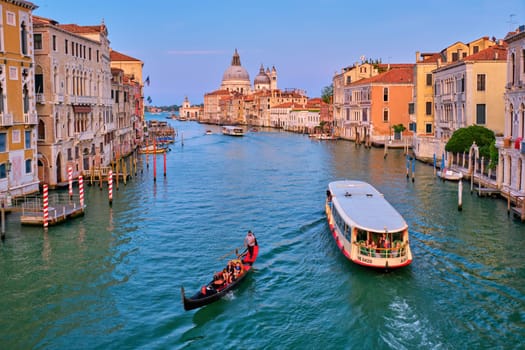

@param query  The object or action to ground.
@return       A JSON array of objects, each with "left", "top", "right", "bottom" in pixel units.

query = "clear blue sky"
[{"left": 34, "top": 0, "right": 525, "bottom": 106}]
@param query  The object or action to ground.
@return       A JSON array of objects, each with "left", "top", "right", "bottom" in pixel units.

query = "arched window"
[
  {"left": 511, "top": 52, "right": 516, "bottom": 85},
  {"left": 23, "top": 84, "right": 29, "bottom": 113},
  {"left": 35, "top": 65, "right": 44, "bottom": 94},
  {"left": 0, "top": 82, "right": 4, "bottom": 113},
  {"left": 38, "top": 119, "right": 45, "bottom": 140},
  {"left": 20, "top": 21, "right": 28, "bottom": 55}
]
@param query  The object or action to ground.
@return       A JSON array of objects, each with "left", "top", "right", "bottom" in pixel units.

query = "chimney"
[{"left": 416, "top": 51, "right": 420, "bottom": 62}]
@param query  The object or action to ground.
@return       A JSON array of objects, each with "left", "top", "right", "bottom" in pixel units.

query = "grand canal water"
[{"left": 1, "top": 114, "right": 524, "bottom": 349}]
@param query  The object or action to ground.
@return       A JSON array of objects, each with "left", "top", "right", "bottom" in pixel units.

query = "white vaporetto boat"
[
  {"left": 222, "top": 125, "right": 245, "bottom": 136},
  {"left": 325, "top": 180, "right": 412, "bottom": 270}
]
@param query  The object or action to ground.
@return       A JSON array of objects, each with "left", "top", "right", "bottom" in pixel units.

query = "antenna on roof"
[{"left": 507, "top": 14, "right": 516, "bottom": 31}]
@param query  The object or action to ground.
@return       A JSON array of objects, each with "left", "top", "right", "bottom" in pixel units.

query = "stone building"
[
  {"left": 499, "top": 25, "right": 525, "bottom": 195},
  {"left": 33, "top": 16, "right": 112, "bottom": 188},
  {"left": 0, "top": 0, "right": 39, "bottom": 198}
]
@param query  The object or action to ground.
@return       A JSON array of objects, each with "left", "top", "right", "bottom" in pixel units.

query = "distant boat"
[
  {"left": 313, "top": 133, "right": 338, "bottom": 140},
  {"left": 205, "top": 130, "right": 213, "bottom": 135},
  {"left": 325, "top": 180, "right": 413, "bottom": 270},
  {"left": 222, "top": 125, "right": 245, "bottom": 136},
  {"left": 139, "top": 144, "right": 168, "bottom": 154},
  {"left": 437, "top": 168, "right": 463, "bottom": 181}
]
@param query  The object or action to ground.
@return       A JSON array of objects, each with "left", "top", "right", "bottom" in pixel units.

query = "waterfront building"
[
  {"left": 333, "top": 62, "right": 381, "bottom": 140},
  {"left": 179, "top": 96, "right": 202, "bottom": 121},
  {"left": 433, "top": 43, "right": 506, "bottom": 147},
  {"left": 110, "top": 67, "right": 139, "bottom": 157},
  {"left": 344, "top": 65, "right": 414, "bottom": 145},
  {"left": 203, "top": 89, "right": 231, "bottom": 124},
  {"left": 109, "top": 50, "right": 145, "bottom": 154},
  {"left": 411, "top": 37, "right": 497, "bottom": 161},
  {"left": 0, "top": 0, "right": 40, "bottom": 199},
  {"left": 499, "top": 25, "right": 525, "bottom": 194},
  {"left": 33, "top": 16, "right": 112, "bottom": 188}
]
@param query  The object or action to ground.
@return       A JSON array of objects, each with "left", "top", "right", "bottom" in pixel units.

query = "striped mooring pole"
[
  {"left": 43, "top": 184, "right": 49, "bottom": 229},
  {"left": 108, "top": 169, "right": 113, "bottom": 206},
  {"left": 79, "top": 175, "right": 84, "bottom": 208}
]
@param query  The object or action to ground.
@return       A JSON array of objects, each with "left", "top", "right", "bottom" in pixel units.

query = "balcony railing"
[
  {"left": 0, "top": 113, "right": 13, "bottom": 127},
  {"left": 36, "top": 93, "right": 45, "bottom": 104},
  {"left": 24, "top": 111, "right": 38, "bottom": 125},
  {"left": 54, "top": 94, "right": 64, "bottom": 104},
  {"left": 76, "top": 131, "right": 94, "bottom": 141}
]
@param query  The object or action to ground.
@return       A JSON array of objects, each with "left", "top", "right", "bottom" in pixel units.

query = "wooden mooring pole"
[
  {"left": 1, "top": 199, "right": 5, "bottom": 240},
  {"left": 458, "top": 180, "right": 463, "bottom": 211}
]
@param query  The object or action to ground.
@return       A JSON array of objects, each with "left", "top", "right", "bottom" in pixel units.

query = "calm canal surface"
[{"left": 1, "top": 114, "right": 524, "bottom": 349}]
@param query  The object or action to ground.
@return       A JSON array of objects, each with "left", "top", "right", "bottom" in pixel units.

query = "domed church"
[{"left": 220, "top": 49, "right": 277, "bottom": 94}]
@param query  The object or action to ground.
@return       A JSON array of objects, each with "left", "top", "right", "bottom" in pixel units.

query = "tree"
[
  {"left": 321, "top": 84, "right": 333, "bottom": 104},
  {"left": 445, "top": 125, "right": 495, "bottom": 159}
]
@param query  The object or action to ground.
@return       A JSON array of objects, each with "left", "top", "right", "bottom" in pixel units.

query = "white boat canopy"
[{"left": 328, "top": 180, "right": 407, "bottom": 233}]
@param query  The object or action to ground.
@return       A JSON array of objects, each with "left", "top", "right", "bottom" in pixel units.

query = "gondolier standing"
[{"left": 244, "top": 230, "right": 256, "bottom": 258}]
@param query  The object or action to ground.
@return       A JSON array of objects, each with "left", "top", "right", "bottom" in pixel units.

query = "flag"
[
  {"left": 147, "top": 96, "right": 152, "bottom": 104},
  {"left": 145, "top": 76, "right": 150, "bottom": 86}
]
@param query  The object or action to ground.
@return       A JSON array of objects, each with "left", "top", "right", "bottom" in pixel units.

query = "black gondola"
[{"left": 181, "top": 240, "right": 259, "bottom": 311}]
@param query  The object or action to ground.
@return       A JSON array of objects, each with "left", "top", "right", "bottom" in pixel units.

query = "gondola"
[{"left": 181, "top": 240, "right": 259, "bottom": 311}]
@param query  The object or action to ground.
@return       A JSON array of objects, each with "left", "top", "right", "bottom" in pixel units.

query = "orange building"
[{"left": 346, "top": 65, "right": 414, "bottom": 145}]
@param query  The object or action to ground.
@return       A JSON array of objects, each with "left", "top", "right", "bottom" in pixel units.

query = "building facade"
[
  {"left": 499, "top": 25, "right": 525, "bottom": 195},
  {"left": 1, "top": 0, "right": 39, "bottom": 198},
  {"left": 33, "top": 16, "right": 113, "bottom": 188}
]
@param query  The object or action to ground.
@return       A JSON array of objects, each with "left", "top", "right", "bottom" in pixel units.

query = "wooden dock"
[
  {"left": 8, "top": 194, "right": 86, "bottom": 227},
  {"left": 20, "top": 204, "right": 85, "bottom": 226}
]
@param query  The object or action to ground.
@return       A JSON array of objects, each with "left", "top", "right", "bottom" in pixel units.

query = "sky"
[{"left": 34, "top": 0, "right": 525, "bottom": 106}]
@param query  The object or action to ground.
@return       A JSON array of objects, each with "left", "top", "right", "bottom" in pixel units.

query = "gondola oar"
[{"left": 217, "top": 247, "right": 241, "bottom": 260}]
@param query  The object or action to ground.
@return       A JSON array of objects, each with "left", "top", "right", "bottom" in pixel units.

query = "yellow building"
[
  {"left": 412, "top": 37, "right": 497, "bottom": 161},
  {"left": 1, "top": 0, "right": 39, "bottom": 199}
]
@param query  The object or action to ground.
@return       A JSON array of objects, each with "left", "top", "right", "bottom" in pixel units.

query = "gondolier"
[{"left": 244, "top": 230, "right": 256, "bottom": 257}]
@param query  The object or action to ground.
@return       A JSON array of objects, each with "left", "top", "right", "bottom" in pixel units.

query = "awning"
[{"left": 73, "top": 105, "right": 92, "bottom": 113}]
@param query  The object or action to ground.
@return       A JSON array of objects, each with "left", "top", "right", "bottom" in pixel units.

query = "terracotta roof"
[
  {"left": 58, "top": 23, "right": 104, "bottom": 34},
  {"left": 463, "top": 44, "right": 508, "bottom": 61},
  {"left": 32, "top": 15, "right": 57, "bottom": 25},
  {"left": 420, "top": 53, "right": 441, "bottom": 63},
  {"left": 110, "top": 50, "right": 141, "bottom": 62},
  {"left": 352, "top": 66, "right": 414, "bottom": 86}
]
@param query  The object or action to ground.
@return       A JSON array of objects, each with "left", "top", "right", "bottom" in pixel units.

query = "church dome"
[
  {"left": 222, "top": 49, "right": 250, "bottom": 82},
  {"left": 254, "top": 64, "right": 270, "bottom": 85}
]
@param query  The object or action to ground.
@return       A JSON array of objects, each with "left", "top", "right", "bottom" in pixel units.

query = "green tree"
[
  {"left": 445, "top": 125, "right": 495, "bottom": 159},
  {"left": 321, "top": 84, "right": 333, "bottom": 104}
]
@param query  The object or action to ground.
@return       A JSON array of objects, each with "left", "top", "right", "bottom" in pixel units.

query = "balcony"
[
  {"left": 0, "top": 113, "right": 13, "bottom": 127},
  {"left": 24, "top": 111, "right": 38, "bottom": 125},
  {"left": 54, "top": 94, "right": 64, "bottom": 104},
  {"left": 36, "top": 93, "right": 45, "bottom": 104},
  {"left": 76, "top": 131, "right": 94, "bottom": 141}
]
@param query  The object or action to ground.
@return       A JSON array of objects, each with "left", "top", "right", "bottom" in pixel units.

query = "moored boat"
[
  {"left": 325, "top": 180, "right": 412, "bottom": 270},
  {"left": 222, "top": 125, "right": 245, "bottom": 136},
  {"left": 181, "top": 238, "right": 259, "bottom": 311},
  {"left": 139, "top": 144, "right": 168, "bottom": 154},
  {"left": 437, "top": 168, "right": 463, "bottom": 181}
]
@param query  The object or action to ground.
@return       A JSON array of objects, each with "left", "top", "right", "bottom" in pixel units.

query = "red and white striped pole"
[
  {"left": 153, "top": 139, "right": 157, "bottom": 182},
  {"left": 43, "top": 184, "right": 49, "bottom": 229},
  {"left": 68, "top": 166, "right": 73, "bottom": 199},
  {"left": 108, "top": 169, "right": 113, "bottom": 206},
  {"left": 79, "top": 175, "right": 84, "bottom": 209}
]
